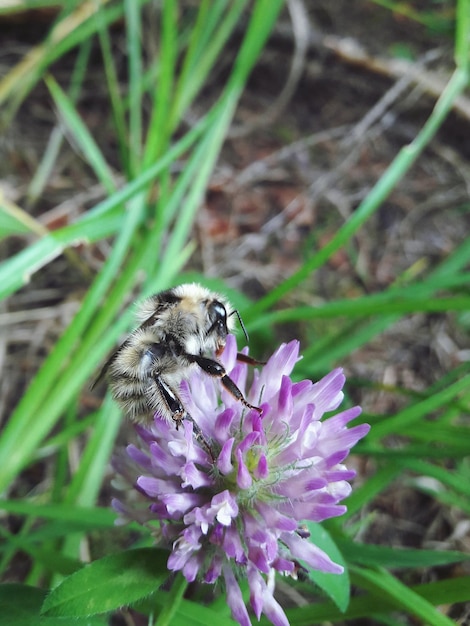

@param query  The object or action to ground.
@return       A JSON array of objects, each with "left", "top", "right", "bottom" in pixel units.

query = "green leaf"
[
  {"left": 41, "top": 548, "right": 169, "bottom": 617},
  {"left": 304, "top": 522, "right": 350, "bottom": 612}
]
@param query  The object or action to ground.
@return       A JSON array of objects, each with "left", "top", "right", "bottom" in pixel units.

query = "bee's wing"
[
  {"left": 91, "top": 310, "right": 161, "bottom": 390},
  {"left": 90, "top": 344, "right": 125, "bottom": 389}
]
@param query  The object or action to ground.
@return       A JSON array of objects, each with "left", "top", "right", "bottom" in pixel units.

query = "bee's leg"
[
  {"left": 236, "top": 353, "right": 266, "bottom": 366},
  {"left": 188, "top": 355, "right": 263, "bottom": 415},
  {"left": 154, "top": 376, "right": 214, "bottom": 457},
  {"left": 190, "top": 424, "right": 216, "bottom": 460},
  {"left": 154, "top": 377, "right": 186, "bottom": 429}
]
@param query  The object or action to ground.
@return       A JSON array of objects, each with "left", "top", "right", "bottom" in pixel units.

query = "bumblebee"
[{"left": 97, "top": 283, "right": 262, "bottom": 428}]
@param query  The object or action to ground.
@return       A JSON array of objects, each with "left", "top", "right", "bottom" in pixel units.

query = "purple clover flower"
[{"left": 113, "top": 336, "right": 370, "bottom": 626}]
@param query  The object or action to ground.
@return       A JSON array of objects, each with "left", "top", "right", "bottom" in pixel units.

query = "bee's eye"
[
  {"left": 207, "top": 300, "right": 228, "bottom": 336},
  {"left": 210, "top": 300, "right": 227, "bottom": 322}
]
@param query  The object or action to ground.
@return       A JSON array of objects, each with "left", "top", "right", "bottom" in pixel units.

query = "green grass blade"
[
  {"left": 299, "top": 316, "right": 396, "bottom": 375},
  {"left": 340, "top": 464, "right": 402, "bottom": 519},
  {"left": 0, "top": 501, "right": 116, "bottom": 528},
  {"left": 0, "top": 1, "right": 129, "bottom": 117},
  {"left": 125, "top": 0, "right": 143, "bottom": 175},
  {"left": 455, "top": 0, "right": 470, "bottom": 72},
  {"left": 370, "top": 373, "right": 470, "bottom": 440},
  {"left": 0, "top": 195, "right": 48, "bottom": 239},
  {"left": 0, "top": 248, "right": 144, "bottom": 493},
  {"left": 278, "top": 575, "right": 470, "bottom": 624},
  {"left": 170, "top": 0, "right": 248, "bottom": 129},
  {"left": 45, "top": 74, "right": 116, "bottom": 193},
  {"left": 351, "top": 566, "right": 457, "bottom": 626},
  {"left": 226, "top": 0, "right": 284, "bottom": 95},
  {"left": 339, "top": 540, "right": 470, "bottom": 569},
  {"left": 63, "top": 398, "right": 122, "bottom": 507},
  {"left": 143, "top": 0, "right": 177, "bottom": 164},
  {"left": 402, "top": 458, "right": 470, "bottom": 500},
  {"left": 28, "top": 39, "right": 92, "bottom": 205},
  {"left": 247, "top": 294, "right": 470, "bottom": 330},
  {"left": 0, "top": 208, "right": 121, "bottom": 299},
  {"left": 95, "top": 0, "right": 129, "bottom": 174},
  {"left": 154, "top": 573, "right": 188, "bottom": 626}
]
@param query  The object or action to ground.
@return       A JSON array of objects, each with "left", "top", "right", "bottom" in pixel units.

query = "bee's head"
[
  {"left": 206, "top": 300, "right": 230, "bottom": 354},
  {"left": 206, "top": 299, "right": 248, "bottom": 356}
]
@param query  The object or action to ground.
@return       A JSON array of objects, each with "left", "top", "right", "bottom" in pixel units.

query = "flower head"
[{"left": 113, "top": 336, "right": 369, "bottom": 626}]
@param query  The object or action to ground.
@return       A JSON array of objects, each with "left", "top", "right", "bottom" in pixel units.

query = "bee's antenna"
[{"left": 229, "top": 309, "right": 249, "bottom": 343}]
